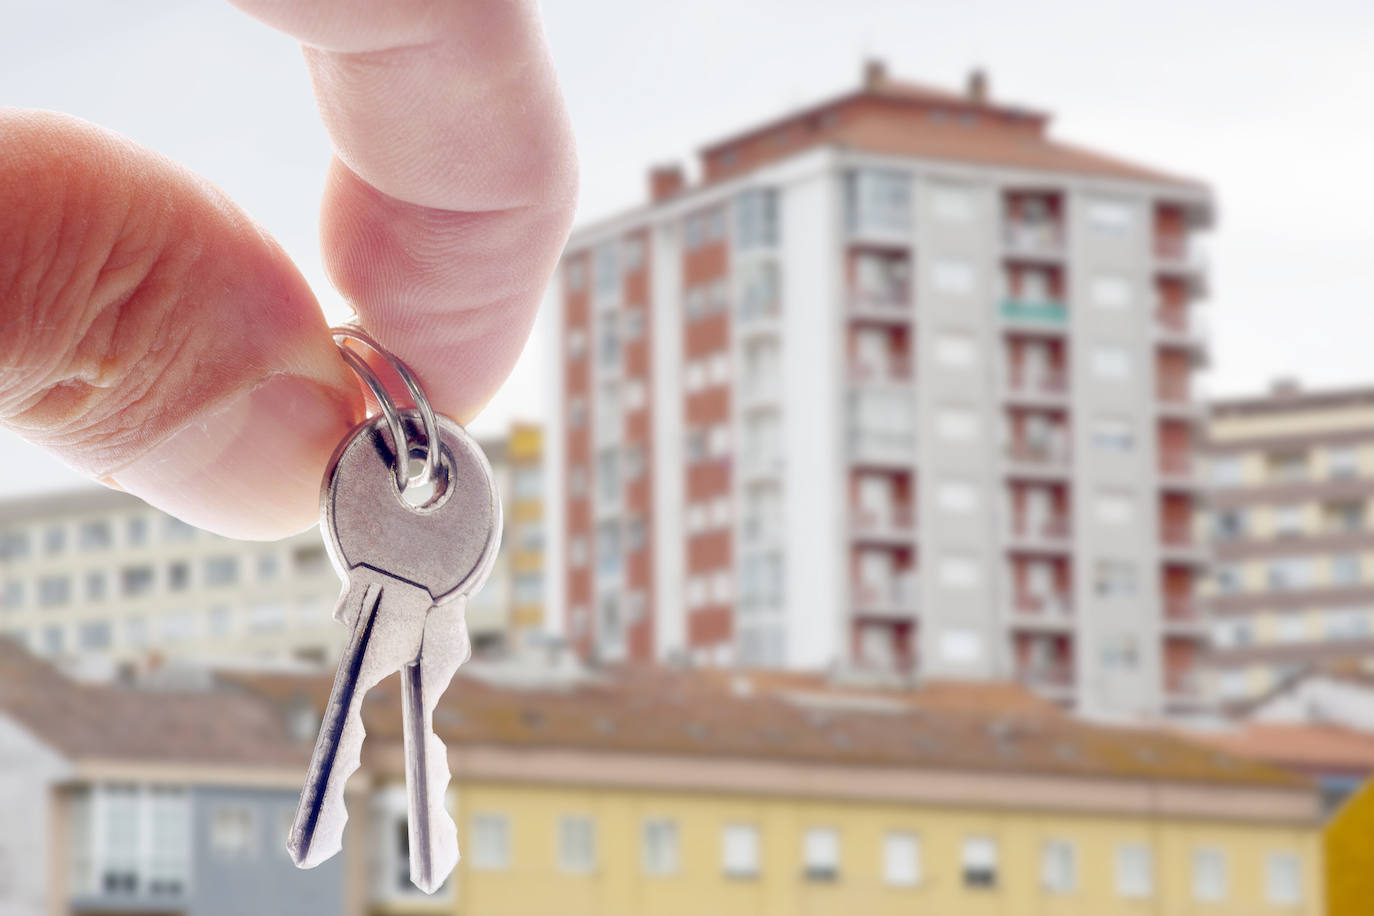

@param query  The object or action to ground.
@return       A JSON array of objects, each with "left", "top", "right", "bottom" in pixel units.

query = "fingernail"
[{"left": 111, "top": 376, "right": 357, "bottom": 540}]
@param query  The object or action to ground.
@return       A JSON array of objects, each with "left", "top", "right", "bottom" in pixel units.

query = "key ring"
[{"left": 331, "top": 325, "right": 441, "bottom": 495}]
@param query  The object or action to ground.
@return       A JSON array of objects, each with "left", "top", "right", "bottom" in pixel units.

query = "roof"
[
  {"left": 0, "top": 639, "right": 308, "bottom": 768},
  {"left": 231, "top": 662, "right": 1304, "bottom": 790},
  {"left": 1191, "top": 723, "right": 1374, "bottom": 775},
  {"left": 1210, "top": 382, "right": 1374, "bottom": 419}
]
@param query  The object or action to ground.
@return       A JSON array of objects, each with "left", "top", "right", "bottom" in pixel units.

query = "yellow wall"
[
  {"left": 1326, "top": 774, "right": 1374, "bottom": 916},
  {"left": 433, "top": 781, "right": 1324, "bottom": 916}
]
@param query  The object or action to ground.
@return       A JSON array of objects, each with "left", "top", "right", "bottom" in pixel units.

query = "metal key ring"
[{"left": 330, "top": 325, "right": 441, "bottom": 495}]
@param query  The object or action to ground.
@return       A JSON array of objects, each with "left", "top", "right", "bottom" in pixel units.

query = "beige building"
[
  {"left": 1205, "top": 380, "right": 1374, "bottom": 702},
  {"left": 0, "top": 423, "right": 545, "bottom": 667}
]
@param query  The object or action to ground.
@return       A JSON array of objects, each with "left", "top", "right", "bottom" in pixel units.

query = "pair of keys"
[{"left": 286, "top": 327, "right": 501, "bottom": 893}]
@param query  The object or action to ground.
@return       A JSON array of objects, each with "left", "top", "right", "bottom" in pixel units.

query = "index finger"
[{"left": 232, "top": 0, "right": 578, "bottom": 418}]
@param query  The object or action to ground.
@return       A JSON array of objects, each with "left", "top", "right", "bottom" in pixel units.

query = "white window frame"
[
  {"left": 557, "top": 815, "right": 596, "bottom": 874},
  {"left": 1115, "top": 843, "right": 1153, "bottom": 899},
  {"left": 882, "top": 831, "right": 921, "bottom": 887},
  {"left": 469, "top": 813, "right": 510, "bottom": 871},
  {"left": 722, "top": 823, "right": 760, "bottom": 878},
  {"left": 1192, "top": 847, "right": 1227, "bottom": 902}
]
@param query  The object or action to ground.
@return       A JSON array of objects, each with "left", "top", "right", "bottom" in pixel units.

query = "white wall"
[{"left": 0, "top": 715, "right": 69, "bottom": 916}]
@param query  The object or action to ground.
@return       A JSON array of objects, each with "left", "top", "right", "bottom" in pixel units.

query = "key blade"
[
  {"left": 288, "top": 571, "right": 432, "bottom": 868},
  {"left": 401, "top": 602, "right": 472, "bottom": 893}
]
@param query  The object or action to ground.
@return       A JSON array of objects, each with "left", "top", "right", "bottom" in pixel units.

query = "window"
[
  {"left": 565, "top": 258, "right": 586, "bottom": 292},
  {"left": 803, "top": 827, "right": 839, "bottom": 882},
  {"left": 846, "top": 168, "right": 911, "bottom": 235},
  {"left": 78, "top": 621, "right": 111, "bottom": 650},
  {"left": 72, "top": 785, "right": 189, "bottom": 897},
  {"left": 1192, "top": 848, "right": 1227, "bottom": 902},
  {"left": 736, "top": 187, "right": 779, "bottom": 249},
  {"left": 43, "top": 525, "right": 67, "bottom": 555},
  {"left": 883, "top": 832, "right": 920, "bottom": 886},
  {"left": 1328, "top": 446, "right": 1360, "bottom": 480},
  {"left": 211, "top": 805, "right": 256, "bottom": 858},
  {"left": 1269, "top": 452, "right": 1308, "bottom": 483},
  {"left": 1273, "top": 613, "right": 1308, "bottom": 644},
  {"left": 292, "top": 544, "right": 328, "bottom": 574},
  {"left": 940, "top": 629, "right": 982, "bottom": 664},
  {"left": 42, "top": 625, "right": 63, "bottom": 654},
  {"left": 38, "top": 576, "right": 71, "bottom": 608},
  {"left": 1095, "top": 560, "right": 1137, "bottom": 597},
  {"left": 624, "top": 307, "right": 645, "bottom": 340},
  {"left": 513, "top": 467, "right": 542, "bottom": 501},
  {"left": 1272, "top": 504, "right": 1305, "bottom": 538},
  {"left": 711, "top": 570, "right": 733, "bottom": 603},
  {"left": 1214, "top": 564, "right": 1243, "bottom": 593},
  {"left": 933, "top": 331, "right": 976, "bottom": 368},
  {"left": 567, "top": 328, "right": 587, "bottom": 359},
  {"left": 558, "top": 815, "right": 596, "bottom": 873},
  {"left": 932, "top": 258, "right": 975, "bottom": 295},
  {"left": 622, "top": 235, "right": 644, "bottom": 271},
  {"left": 931, "top": 184, "right": 974, "bottom": 222},
  {"left": 121, "top": 565, "right": 155, "bottom": 597},
  {"left": 78, "top": 521, "right": 112, "bottom": 550},
  {"left": 207, "top": 606, "right": 231, "bottom": 638},
  {"left": 939, "top": 554, "right": 981, "bottom": 589},
  {"left": 125, "top": 516, "right": 148, "bottom": 546},
  {"left": 85, "top": 571, "right": 106, "bottom": 602},
  {"left": 1100, "top": 633, "right": 1140, "bottom": 669},
  {"left": 257, "top": 553, "right": 280, "bottom": 581},
  {"left": 1325, "top": 608, "right": 1370, "bottom": 641},
  {"left": 204, "top": 556, "right": 238, "bottom": 587},
  {"left": 125, "top": 617, "right": 148, "bottom": 647},
  {"left": 1211, "top": 455, "right": 1243, "bottom": 487},
  {"left": 708, "top": 351, "right": 730, "bottom": 386},
  {"left": 1116, "top": 844, "right": 1153, "bottom": 898},
  {"left": 569, "top": 536, "right": 588, "bottom": 568},
  {"left": 1091, "top": 417, "right": 1134, "bottom": 452},
  {"left": 593, "top": 240, "right": 619, "bottom": 296},
  {"left": 163, "top": 516, "right": 196, "bottom": 542},
  {"left": 642, "top": 820, "right": 679, "bottom": 875},
  {"left": 1091, "top": 273, "right": 1131, "bottom": 309},
  {"left": 247, "top": 602, "right": 286, "bottom": 633},
  {"left": 1, "top": 579, "right": 22, "bottom": 610},
  {"left": 1325, "top": 500, "right": 1364, "bottom": 533},
  {"left": 1041, "top": 839, "right": 1076, "bottom": 893},
  {"left": 469, "top": 814, "right": 509, "bottom": 870},
  {"left": 568, "top": 396, "right": 587, "bottom": 429},
  {"left": 936, "top": 406, "right": 978, "bottom": 441},
  {"left": 1268, "top": 557, "right": 1310, "bottom": 590},
  {"left": 708, "top": 424, "right": 731, "bottom": 458},
  {"left": 1087, "top": 198, "right": 1133, "bottom": 234},
  {"left": 1332, "top": 554, "right": 1362, "bottom": 586},
  {"left": 1091, "top": 345, "right": 1131, "bottom": 380},
  {"left": 1095, "top": 492, "right": 1135, "bottom": 525},
  {"left": 962, "top": 836, "right": 998, "bottom": 889},
  {"left": 1266, "top": 852, "right": 1302, "bottom": 905},
  {"left": 722, "top": 824, "right": 760, "bottom": 878},
  {"left": 1213, "top": 509, "right": 1246, "bottom": 540},
  {"left": 936, "top": 479, "right": 978, "bottom": 513},
  {"left": 1212, "top": 619, "right": 1253, "bottom": 648},
  {"left": 0, "top": 531, "right": 30, "bottom": 560},
  {"left": 162, "top": 610, "right": 196, "bottom": 643}
]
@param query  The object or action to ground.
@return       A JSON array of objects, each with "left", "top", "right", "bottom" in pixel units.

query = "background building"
[
  {"left": 0, "top": 421, "right": 545, "bottom": 668},
  {"left": 1204, "top": 380, "right": 1374, "bottom": 703},
  {"left": 551, "top": 61, "right": 1212, "bottom": 716}
]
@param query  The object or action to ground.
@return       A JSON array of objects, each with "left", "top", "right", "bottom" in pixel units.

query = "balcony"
[
  {"left": 1018, "top": 661, "right": 1076, "bottom": 696},
  {"left": 1165, "top": 669, "right": 1206, "bottom": 706},
  {"left": 851, "top": 505, "right": 916, "bottom": 544},
  {"left": 1154, "top": 308, "right": 1209, "bottom": 366},
  {"left": 1008, "top": 516, "right": 1072, "bottom": 551},
  {"left": 1158, "top": 450, "right": 1202, "bottom": 491},
  {"left": 1003, "top": 221, "right": 1064, "bottom": 259},
  {"left": 740, "top": 374, "right": 781, "bottom": 409},
  {"left": 1004, "top": 439, "right": 1071, "bottom": 478},
  {"left": 1156, "top": 378, "right": 1205, "bottom": 422},
  {"left": 854, "top": 573, "right": 919, "bottom": 618},
  {"left": 738, "top": 296, "right": 781, "bottom": 336},
  {"left": 848, "top": 428, "right": 916, "bottom": 468},
  {"left": 849, "top": 356, "right": 912, "bottom": 385},
  {"left": 1160, "top": 521, "right": 1207, "bottom": 565},
  {"left": 1163, "top": 598, "right": 1207, "bottom": 636},
  {"left": 1000, "top": 299, "right": 1067, "bottom": 331},
  {"left": 1010, "top": 593, "right": 1074, "bottom": 631},
  {"left": 1005, "top": 369, "right": 1069, "bottom": 407},
  {"left": 849, "top": 291, "right": 912, "bottom": 324}
]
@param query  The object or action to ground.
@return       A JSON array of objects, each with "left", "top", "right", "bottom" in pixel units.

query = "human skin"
[{"left": 0, "top": 0, "right": 577, "bottom": 539}]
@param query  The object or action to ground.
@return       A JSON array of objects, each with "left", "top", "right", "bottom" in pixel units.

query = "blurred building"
[
  {"left": 551, "top": 60, "right": 1212, "bottom": 717},
  {"left": 1204, "top": 380, "right": 1374, "bottom": 703}
]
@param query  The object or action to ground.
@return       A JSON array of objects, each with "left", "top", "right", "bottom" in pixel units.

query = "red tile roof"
[{"left": 1190, "top": 723, "right": 1374, "bottom": 775}]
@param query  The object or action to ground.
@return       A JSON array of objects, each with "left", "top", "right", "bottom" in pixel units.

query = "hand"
[{"left": 0, "top": 0, "right": 577, "bottom": 539}]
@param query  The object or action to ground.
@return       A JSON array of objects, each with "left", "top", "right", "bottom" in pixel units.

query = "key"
[{"left": 287, "top": 408, "right": 501, "bottom": 893}]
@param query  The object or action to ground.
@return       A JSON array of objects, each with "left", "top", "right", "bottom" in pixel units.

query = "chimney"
[
  {"left": 648, "top": 164, "right": 684, "bottom": 203},
  {"left": 863, "top": 58, "right": 887, "bottom": 90},
  {"left": 967, "top": 67, "right": 989, "bottom": 104}
]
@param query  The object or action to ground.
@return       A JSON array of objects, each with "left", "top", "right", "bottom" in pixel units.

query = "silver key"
[{"left": 288, "top": 409, "right": 500, "bottom": 893}]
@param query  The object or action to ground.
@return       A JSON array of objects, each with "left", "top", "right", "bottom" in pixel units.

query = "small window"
[
  {"left": 1100, "top": 633, "right": 1140, "bottom": 669},
  {"left": 469, "top": 814, "right": 510, "bottom": 870},
  {"left": 642, "top": 820, "right": 679, "bottom": 876},
  {"left": 934, "top": 332, "right": 977, "bottom": 368},
  {"left": 1272, "top": 504, "right": 1305, "bottom": 538},
  {"left": 802, "top": 827, "right": 839, "bottom": 882},
  {"left": 167, "top": 561, "right": 190, "bottom": 592},
  {"left": 939, "top": 554, "right": 981, "bottom": 589},
  {"left": 77, "top": 621, "right": 111, "bottom": 651},
  {"left": 1266, "top": 852, "right": 1302, "bottom": 905},
  {"left": 1325, "top": 608, "right": 1370, "bottom": 641},
  {"left": 882, "top": 832, "right": 920, "bottom": 886},
  {"left": 1091, "top": 274, "right": 1132, "bottom": 309},
  {"left": 565, "top": 258, "right": 586, "bottom": 293},
  {"left": 1273, "top": 613, "right": 1308, "bottom": 644},
  {"left": 1095, "top": 560, "right": 1137, "bottom": 597},
  {"left": 935, "top": 407, "right": 979, "bottom": 442},
  {"left": 1095, "top": 492, "right": 1135, "bottom": 525},
  {"left": 1041, "top": 839, "right": 1076, "bottom": 894},
  {"left": 722, "top": 824, "right": 760, "bottom": 878},
  {"left": 1328, "top": 446, "right": 1360, "bottom": 480},
  {"left": 558, "top": 816, "right": 596, "bottom": 873},
  {"left": 624, "top": 308, "right": 645, "bottom": 340},
  {"left": 932, "top": 258, "right": 975, "bottom": 295},
  {"left": 125, "top": 616, "right": 148, "bottom": 647},
  {"left": 78, "top": 521, "right": 112, "bottom": 551},
  {"left": 1087, "top": 198, "right": 1133, "bottom": 234},
  {"left": 1091, "top": 417, "right": 1134, "bottom": 452},
  {"left": 204, "top": 556, "right": 238, "bottom": 587},
  {"left": 84, "top": 571, "right": 106, "bottom": 602},
  {"left": 121, "top": 565, "right": 155, "bottom": 597},
  {"left": 1213, "top": 509, "right": 1246, "bottom": 541},
  {"left": 1268, "top": 557, "right": 1310, "bottom": 590},
  {"left": 622, "top": 236, "right": 644, "bottom": 272},
  {"left": 1331, "top": 554, "right": 1361, "bottom": 586},
  {"left": 210, "top": 806, "right": 256, "bottom": 859},
  {"left": 1192, "top": 848, "right": 1227, "bottom": 902},
  {"left": 37, "top": 576, "right": 71, "bottom": 608},
  {"left": 1116, "top": 844, "right": 1153, "bottom": 898},
  {"left": 939, "top": 629, "right": 982, "bottom": 664},
  {"left": 1211, "top": 455, "right": 1244, "bottom": 487},
  {"left": 962, "top": 836, "right": 998, "bottom": 889},
  {"left": 1091, "top": 345, "right": 1131, "bottom": 380},
  {"left": 43, "top": 525, "right": 67, "bottom": 556},
  {"left": 257, "top": 553, "right": 280, "bottom": 581},
  {"left": 936, "top": 479, "right": 978, "bottom": 513},
  {"left": 931, "top": 184, "right": 974, "bottom": 222},
  {"left": 1214, "top": 564, "right": 1243, "bottom": 593},
  {"left": 567, "top": 328, "right": 587, "bottom": 359},
  {"left": 125, "top": 517, "right": 148, "bottom": 546}
]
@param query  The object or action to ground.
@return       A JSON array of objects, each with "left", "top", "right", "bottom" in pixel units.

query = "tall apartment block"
[
  {"left": 550, "top": 62, "right": 1212, "bottom": 715},
  {"left": 1205, "top": 381, "right": 1374, "bottom": 704},
  {"left": 0, "top": 422, "right": 545, "bottom": 667}
]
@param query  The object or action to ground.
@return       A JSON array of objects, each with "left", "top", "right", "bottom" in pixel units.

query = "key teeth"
[{"left": 289, "top": 697, "right": 367, "bottom": 872}]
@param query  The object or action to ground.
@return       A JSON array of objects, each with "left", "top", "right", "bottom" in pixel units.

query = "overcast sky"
[{"left": 2, "top": 0, "right": 1372, "bottom": 496}]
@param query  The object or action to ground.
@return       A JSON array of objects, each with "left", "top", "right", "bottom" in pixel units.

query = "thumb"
[{"left": 0, "top": 109, "right": 361, "bottom": 539}]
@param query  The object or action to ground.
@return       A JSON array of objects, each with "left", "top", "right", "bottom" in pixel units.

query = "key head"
[{"left": 322, "top": 409, "right": 501, "bottom": 605}]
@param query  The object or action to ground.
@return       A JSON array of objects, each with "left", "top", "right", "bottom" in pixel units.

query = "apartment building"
[
  {"left": 1205, "top": 381, "right": 1374, "bottom": 703},
  {"left": 550, "top": 61, "right": 1212, "bottom": 716},
  {"left": 0, "top": 423, "right": 544, "bottom": 667},
  {"left": 0, "top": 637, "right": 1326, "bottom": 916}
]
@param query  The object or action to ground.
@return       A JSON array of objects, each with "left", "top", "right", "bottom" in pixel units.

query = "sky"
[{"left": 1, "top": 0, "right": 1372, "bottom": 497}]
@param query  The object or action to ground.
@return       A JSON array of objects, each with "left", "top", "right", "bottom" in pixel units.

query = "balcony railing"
[
  {"left": 849, "top": 290, "right": 912, "bottom": 321},
  {"left": 850, "top": 357, "right": 912, "bottom": 384},
  {"left": 1011, "top": 516, "right": 1072, "bottom": 542},
  {"left": 1013, "top": 593, "right": 1073, "bottom": 619},
  {"left": 1164, "top": 598, "right": 1199, "bottom": 622},
  {"left": 849, "top": 429, "right": 916, "bottom": 465},
  {"left": 1003, "top": 221, "right": 1064, "bottom": 256},
  {"left": 1019, "top": 662, "right": 1075, "bottom": 688},
  {"left": 737, "top": 296, "right": 781, "bottom": 329},
  {"left": 854, "top": 574, "right": 919, "bottom": 613},
  {"left": 1157, "top": 378, "right": 1191, "bottom": 403},
  {"left": 1159, "top": 450, "right": 1193, "bottom": 477},
  {"left": 1160, "top": 520, "right": 1197, "bottom": 547},
  {"left": 852, "top": 505, "right": 915, "bottom": 536},
  {"left": 1001, "top": 299, "right": 1067, "bottom": 326},
  {"left": 1007, "top": 370, "right": 1068, "bottom": 396},
  {"left": 1006, "top": 440, "right": 1071, "bottom": 467}
]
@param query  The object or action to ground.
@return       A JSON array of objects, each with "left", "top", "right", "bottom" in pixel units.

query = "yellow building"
[
  {"left": 1326, "top": 770, "right": 1374, "bottom": 916},
  {"left": 1206, "top": 381, "right": 1374, "bottom": 704},
  {"left": 505, "top": 423, "right": 545, "bottom": 636},
  {"left": 325, "top": 666, "right": 1326, "bottom": 916}
]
